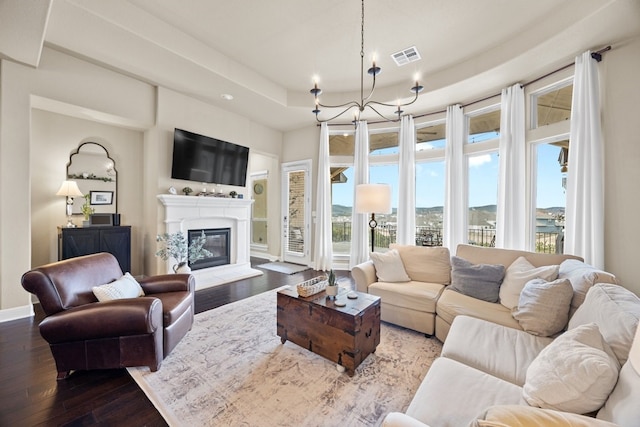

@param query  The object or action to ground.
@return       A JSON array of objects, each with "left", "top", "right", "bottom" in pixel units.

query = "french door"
[{"left": 281, "top": 160, "right": 311, "bottom": 265}]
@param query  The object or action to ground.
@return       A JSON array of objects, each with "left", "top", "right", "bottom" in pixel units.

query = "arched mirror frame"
[{"left": 67, "top": 141, "right": 118, "bottom": 215}]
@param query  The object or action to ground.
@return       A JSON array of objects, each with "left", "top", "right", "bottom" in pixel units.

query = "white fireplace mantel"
[{"left": 157, "top": 194, "right": 262, "bottom": 290}]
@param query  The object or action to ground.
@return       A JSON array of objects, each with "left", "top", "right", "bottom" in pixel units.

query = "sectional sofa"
[{"left": 351, "top": 244, "right": 639, "bottom": 426}]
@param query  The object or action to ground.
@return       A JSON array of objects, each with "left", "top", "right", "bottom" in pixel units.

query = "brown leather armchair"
[{"left": 21, "top": 252, "right": 195, "bottom": 380}]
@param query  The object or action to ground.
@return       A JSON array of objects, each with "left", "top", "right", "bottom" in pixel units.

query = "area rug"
[
  {"left": 128, "top": 288, "right": 442, "bottom": 427},
  {"left": 256, "top": 261, "right": 311, "bottom": 274}
]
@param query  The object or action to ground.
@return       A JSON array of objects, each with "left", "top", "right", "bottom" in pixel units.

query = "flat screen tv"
[{"left": 171, "top": 128, "right": 249, "bottom": 187}]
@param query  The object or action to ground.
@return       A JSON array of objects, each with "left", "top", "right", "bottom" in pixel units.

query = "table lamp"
[
  {"left": 355, "top": 183, "right": 392, "bottom": 253},
  {"left": 56, "top": 180, "right": 84, "bottom": 228}
]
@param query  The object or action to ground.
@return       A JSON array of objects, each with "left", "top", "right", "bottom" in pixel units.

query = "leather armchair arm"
[
  {"left": 139, "top": 274, "right": 195, "bottom": 294},
  {"left": 39, "top": 297, "right": 162, "bottom": 344}
]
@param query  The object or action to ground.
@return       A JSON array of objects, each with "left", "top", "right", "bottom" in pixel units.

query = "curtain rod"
[{"left": 320, "top": 45, "right": 611, "bottom": 127}]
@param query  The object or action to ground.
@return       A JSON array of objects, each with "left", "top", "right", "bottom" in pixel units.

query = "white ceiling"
[{"left": 39, "top": 0, "right": 640, "bottom": 131}]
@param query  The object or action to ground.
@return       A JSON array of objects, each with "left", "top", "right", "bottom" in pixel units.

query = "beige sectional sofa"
[
  {"left": 351, "top": 243, "right": 609, "bottom": 342},
  {"left": 383, "top": 283, "right": 640, "bottom": 427}
]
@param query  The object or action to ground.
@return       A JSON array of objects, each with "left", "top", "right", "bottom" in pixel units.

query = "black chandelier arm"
[
  {"left": 366, "top": 104, "right": 402, "bottom": 122},
  {"left": 361, "top": 72, "right": 378, "bottom": 104},
  {"left": 316, "top": 100, "right": 361, "bottom": 110},
  {"left": 315, "top": 105, "right": 362, "bottom": 123},
  {"left": 365, "top": 89, "right": 421, "bottom": 109}
]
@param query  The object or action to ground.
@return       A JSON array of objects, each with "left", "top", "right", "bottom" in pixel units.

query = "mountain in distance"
[{"left": 333, "top": 204, "right": 563, "bottom": 217}]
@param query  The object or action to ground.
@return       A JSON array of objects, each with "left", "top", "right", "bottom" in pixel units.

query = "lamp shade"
[
  {"left": 355, "top": 183, "right": 392, "bottom": 214},
  {"left": 56, "top": 180, "right": 84, "bottom": 197}
]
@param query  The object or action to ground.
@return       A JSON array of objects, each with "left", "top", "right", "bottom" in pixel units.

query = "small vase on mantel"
[{"left": 173, "top": 262, "right": 191, "bottom": 274}]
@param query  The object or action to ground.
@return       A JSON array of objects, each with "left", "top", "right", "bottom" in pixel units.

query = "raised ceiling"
[{"left": 35, "top": 0, "right": 640, "bottom": 131}]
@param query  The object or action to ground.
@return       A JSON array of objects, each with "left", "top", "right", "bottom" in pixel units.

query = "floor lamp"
[
  {"left": 355, "top": 183, "right": 392, "bottom": 253},
  {"left": 56, "top": 180, "right": 84, "bottom": 228}
]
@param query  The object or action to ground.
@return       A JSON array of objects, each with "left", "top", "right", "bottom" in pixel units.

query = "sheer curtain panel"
[
  {"left": 350, "top": 121, "right": 370, "bottom": 268},
  {"left": 565, "top": 51, "right": 605, "bottom": 268},
  {"left": 444, "top": 105, "right": 466, "bottom": 250},
  {"left": 496, "top": 83, "right": 526, "bottom": 249},
  {"left": 397, "top": 115, "right": 416, "bottom": 245},
  {"left": 313, "top": 123, "right": 333, "bottom": 271}
]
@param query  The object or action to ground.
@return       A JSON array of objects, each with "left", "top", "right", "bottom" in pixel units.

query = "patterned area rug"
[
  {"left": 256, "top": 261, "right": 311, "bottom": 274},
  {"left": 128, "top": 288, "right": 442, "bottom": 427}
]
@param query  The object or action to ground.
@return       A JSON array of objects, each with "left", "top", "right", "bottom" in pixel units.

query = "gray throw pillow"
[
  {"left": 513, "top": 278, "right": 573, "bottom": 337},
  {"left": 449, "top": 256, "right": 505, "bottom": 303}
]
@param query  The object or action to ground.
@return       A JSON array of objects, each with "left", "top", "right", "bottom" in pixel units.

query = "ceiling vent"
[{"left": 391, "top": 46, "right": 421, "bottom": 66}]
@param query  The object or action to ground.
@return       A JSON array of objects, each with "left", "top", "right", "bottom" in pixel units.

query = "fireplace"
[{"left": 188, "top": 228, "right": 231, "bottom": 270}]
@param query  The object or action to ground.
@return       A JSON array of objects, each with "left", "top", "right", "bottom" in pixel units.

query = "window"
[
  {"left": 531, "top": 81, "right": 573, "bottom": 128},
  {"left": 415, "top": 159, "right": 445, "bottom": 246},
  {"left": 369, "top": 163, "right": 398, "bottom": 251},
  {"left": 467, "top": 151, "right": 499, "bottom": 247},
  {"left": 417, "top": 122, "right": 446, "bottom": 151},
  {"left": 534, "top": 140, "right": 568, "bottom": 253},
  {"left": 468, "top": 109, "right": 500, "bottom": 144},
  {"left": 330, "top": 165, "right": 354, "bottom": 255}
]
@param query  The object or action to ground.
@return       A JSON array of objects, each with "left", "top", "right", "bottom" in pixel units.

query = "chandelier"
[{"left": 311, "top": 0, "right": 423, "bottom": 124}]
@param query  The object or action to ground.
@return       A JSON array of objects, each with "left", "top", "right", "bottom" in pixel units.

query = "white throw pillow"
[
  {"left": 500, "top": 257, "right": 559, "bottom": 310},
  {"left": 370, "top": 249, "right": 411, "bottom": 283},
  {"left": 512, "top": 278, "right": 573, "bottom": 337},
  {"left": 523, "top": 323, "right": 620, "bottom": 414},
  {"left": 569, "top": 283, "right": 640, "bottom": 365},
  {"left": 93, "top": 272, "right": 145, "bottom": 302}
]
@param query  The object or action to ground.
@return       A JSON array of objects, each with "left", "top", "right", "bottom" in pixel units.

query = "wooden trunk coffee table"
[{"left": 276, "top": 287, "right": 381, "bottom": 376}]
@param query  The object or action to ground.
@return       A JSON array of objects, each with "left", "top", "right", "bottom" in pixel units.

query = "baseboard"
[{"left": 0, "top": 304, "right": 34, "bottom": 323}]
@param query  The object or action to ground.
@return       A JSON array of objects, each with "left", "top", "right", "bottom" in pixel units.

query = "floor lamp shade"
[
  {"left": 355, "top": 184, "right": 392, "bottom": 253},
  {"left": 355, "top": 184, "right": 392, "bottom": 214}
]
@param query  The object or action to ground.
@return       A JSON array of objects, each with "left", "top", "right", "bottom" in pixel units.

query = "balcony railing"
[{"left": 332, "top": 221, "right": 563, "bottom": 254}]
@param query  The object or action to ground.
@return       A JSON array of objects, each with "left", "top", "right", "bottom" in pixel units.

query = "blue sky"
[{"left": 332, "top": 142, "right": 566, "bottom": 209}]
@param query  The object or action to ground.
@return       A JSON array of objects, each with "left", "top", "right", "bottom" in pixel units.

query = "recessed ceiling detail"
[{"left": 391, "top": 46, "right": 421, "bottom": 66}]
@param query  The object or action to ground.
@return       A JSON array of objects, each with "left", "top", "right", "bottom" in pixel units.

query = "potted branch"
[
  {"left": 325, "top": 269, "right": 338, "bottom": 298},
  {"left": 81, "top": 194, "right": 94, "bottom": 226},
  {"left": 156, "top": 231, "right": 213, "bottom": 273}
]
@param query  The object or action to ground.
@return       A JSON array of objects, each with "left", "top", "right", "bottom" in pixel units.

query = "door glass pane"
[
  {"left": 331, "top": 167, "right": 354, "bottom": 255},
  {"left": 415, "top": 160, "right": 445, "bottom": 246},
  {"left": 251, "top": 178, "right": 268, "bottom": 245},
  {"left": 287, "top": 171, "right": 305, "bottom": 254},
  {"left": 535, "top": 141, "right": 567, "bottom": 253},
  {"left": 468, "top": 109, "right": 500, "bottom": 144},
  {"left": 468, "top": 151, "right": 498, "bottom": 246}
]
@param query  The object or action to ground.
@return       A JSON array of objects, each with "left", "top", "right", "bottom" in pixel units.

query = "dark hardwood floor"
[{"left": 0, "top": 258, "right": 351, "bottom": 426}]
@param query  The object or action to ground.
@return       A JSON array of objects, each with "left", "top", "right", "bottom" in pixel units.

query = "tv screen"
[{"left": 171, "top": 128, "right": 249, "bottom": 186}]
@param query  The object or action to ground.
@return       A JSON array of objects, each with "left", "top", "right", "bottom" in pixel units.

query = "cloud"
[{"left": 468, "top": 154, "right": 492, "bottom": 167}]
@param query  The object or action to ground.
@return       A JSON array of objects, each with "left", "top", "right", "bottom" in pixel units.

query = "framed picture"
[{"left": 90, "top": 191, "right": 114, "bottom": 205}]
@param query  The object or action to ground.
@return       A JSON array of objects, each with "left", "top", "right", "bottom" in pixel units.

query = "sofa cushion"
[
  {"left": 442, "top": 316, "right": 553, "bottom": 386},
  {"left": 449, "top": 256, "right": 505, "bottom": 303},
  {"left": 569, "top": 283, "right": 640, "bottom": 365},
  {"left": 92, "top": 272, "right": 145, "bottom": 302},
  {"left": 437, "top": 289, "right": 522, "bottom": 331},
  {"left": 406, "top": 357, "right": 526, "bottom": 427},
  {"left": 499, "top": 257, "right": 559, "bottom": 310},
  {"left": 475, "top": 405, "right": 619, "bottom": 427},
  {"left": 597, "top": 321, "right": 640, "bottom": 426},
  {"left": 523, "top": 323, "right": 620, "bottom": 414},
  {"left": 558, "top": 259, "right": 618, "bottom": 313},
  {"left": 390, "top": 244, "right": 451, "bottom": 284},
  {"left": 369, "top": 281, "right": 444, "bottom": 314},
  {"left": 512, "top": 278, "right": 573, "bottom": 337},
  {"left": 370, "top": 249, "right": 411, "bottom": 282}
]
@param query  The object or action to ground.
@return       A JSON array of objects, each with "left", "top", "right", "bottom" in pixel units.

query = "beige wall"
[
  {"left": 30, "top": 109, "right": 144, "bottom": 272},
  {"left": 602, "top": 36, "right": 640, "bottom": 295}
]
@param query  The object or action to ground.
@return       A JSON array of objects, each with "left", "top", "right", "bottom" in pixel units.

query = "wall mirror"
[{"left": 67, "top": 142, "right": 117, "bottom": 215}]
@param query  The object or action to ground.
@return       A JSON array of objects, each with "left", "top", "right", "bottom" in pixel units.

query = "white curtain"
[
  {"left": 397, "top": 115, "right": 416, "bottom": 245},
  {"left": 443, "top": 105, "right": 466, "bottom": 251},
  {"left": 496, "top": 83, "right": 526, "bottom": 249},
  {"left": 565, "top": 50, "right": 605, "bottom": 268},
  {"left": 313, "top": 123, "right": 333, "bottom": 271},
  {"left": 349, "top": 120, "right": 370, "bottom": 268}
]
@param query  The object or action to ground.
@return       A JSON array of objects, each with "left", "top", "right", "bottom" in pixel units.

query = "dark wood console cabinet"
[{"left": 58, "top": 226, "right": 131, "bottom": 273}]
